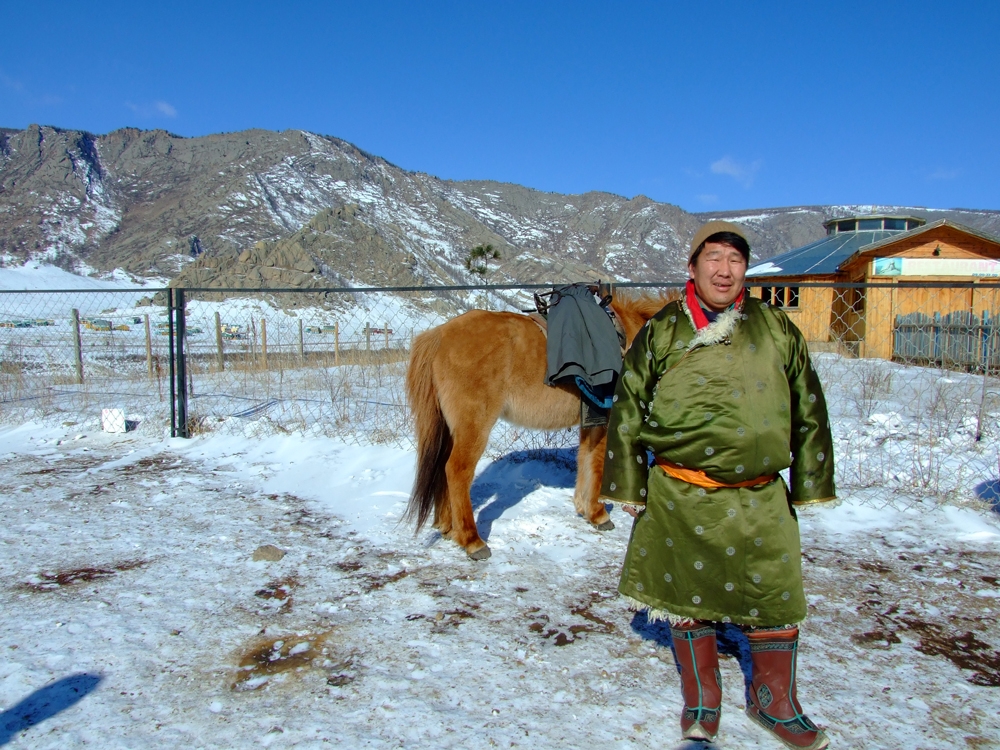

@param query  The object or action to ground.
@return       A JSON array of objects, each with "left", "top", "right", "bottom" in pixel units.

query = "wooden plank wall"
[{"left": 751, "top": 276, "right": 998, "bottom": 362}]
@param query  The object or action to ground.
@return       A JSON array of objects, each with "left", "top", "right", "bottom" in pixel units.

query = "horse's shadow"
[
  {"left": 470, "top": 448, "right": 577, "bottom": 541},
  {"left": 0, "top": 673, "right": 102, "bottom": 746},
  {"left": 976, "top": 478, "right": 1000, "bottom": 512},
  {"left": 630, "top": 611, "right": 754, "bottom": 703}
]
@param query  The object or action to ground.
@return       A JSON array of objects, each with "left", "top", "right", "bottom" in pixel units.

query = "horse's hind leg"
[
  {"left": 433, "top": 490, "right": 453, "bottom": 538},
  {"left": 575, "top": 425, "right": 613, "bottom": 530},
  {"left": 444, "top": 422, "right": 493, "bottom": 559}
]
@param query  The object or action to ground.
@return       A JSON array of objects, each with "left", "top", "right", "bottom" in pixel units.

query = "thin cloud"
[
  {"left": 1, "top": 70, "right": 61, "bottom": 106},
  {"left": 697, "top": 194, "right": 719, "bottom": 205},
  {"left": 926, "top": 167, "right": 960, "bottom": 181},
  {"left": 125, "top": 100, "right": 178, "bottom": 118},
  {"left": 0, "top": 70, "right": 23, "bottom": 92},
  {"left": 710, "top": 156, "right": 762, "bottom": 188}
]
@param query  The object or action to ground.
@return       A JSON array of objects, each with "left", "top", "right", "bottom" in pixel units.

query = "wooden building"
[{"left": 746, "top": 215, "right": 1000, "bottom": 363}]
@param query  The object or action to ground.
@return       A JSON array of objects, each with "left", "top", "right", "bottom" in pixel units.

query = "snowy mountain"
[{"left": 2, "top": 124, "right": 999, "bottom": 288}]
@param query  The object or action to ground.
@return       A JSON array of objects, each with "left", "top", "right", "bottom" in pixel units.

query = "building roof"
[
  {"left": 747, "top": 217, "right": 1000, "bottom": 279},
  {"left": 843, "top": 219, "right": 1000, "bottom": 262},
  {"left": 746, "top": 230, "right": 898, "bottom": 277}
]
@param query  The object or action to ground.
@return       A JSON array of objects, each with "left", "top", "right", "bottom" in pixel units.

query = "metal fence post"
[
  {"left": 334, "top": 321, "right": 340, "bottom": 366},
  {"left": 170, "top": 288, "right": 189, "bottom": 438},
  {"left": 168, "top": 291, "right": 176, "bottom": 434},
  {"left": 71, "top": 308, "right": 84, "bottom": 385},
  {"left": 298, "top": 319, "right": 304, "bottom": 361}
]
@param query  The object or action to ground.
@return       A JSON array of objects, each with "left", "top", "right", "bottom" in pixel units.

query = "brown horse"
[{"left": 404, "top": 291, "right": 672, "bottom": 559}]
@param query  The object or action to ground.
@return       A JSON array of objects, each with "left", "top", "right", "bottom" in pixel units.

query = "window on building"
[
  {"left": 883, "top": 218, "right": 906, "bottom": 230},
  {"left": 786, "top": 287, "right": 799, "bottom": 308},
  {"left": 906, "top": 219, "right": 921, "bottom": 230},
  {"left": 837, "top": 220, "right": 857, "bottom": 232},
  {"left": 858, "top": 219, "right": 882, "bottom": 230},
  {"left": 760, "top": 287, "right": 773, "bottom": 304}
]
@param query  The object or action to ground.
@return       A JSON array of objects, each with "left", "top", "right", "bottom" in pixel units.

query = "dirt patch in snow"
[
  {"left": 18, "top": 558, "right": 148, "bottom": 592},
  {"left": 807, "top": 538, "right": 1000, "bottom": 688},
  {"left": 232, "top": 631, "right": 336, "bottom": 691},
  {"left": 254, "top": 575, "right": 298, "bottom": 614},
  {"left": 524, "top": 591, "right": 619, "bottom": 646}
]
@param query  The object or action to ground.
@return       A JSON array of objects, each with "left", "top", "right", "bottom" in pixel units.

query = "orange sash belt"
[{"left": 655, "top": 457, "right": 777, "bottom": 489}]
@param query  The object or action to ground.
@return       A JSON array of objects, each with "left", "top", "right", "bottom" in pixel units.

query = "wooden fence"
[{"left": 893, "top": 311, "right": 1000, "bottom": 368}]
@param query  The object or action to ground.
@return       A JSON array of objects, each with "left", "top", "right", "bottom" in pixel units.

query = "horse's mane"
[
  {"left": 610, "top": 289, "right": 679, "bottom": 319},
  {"left": 609, "top": 288, "right": 681, "bottom": 344}
]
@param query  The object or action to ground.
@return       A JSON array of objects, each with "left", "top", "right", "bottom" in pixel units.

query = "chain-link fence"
[
  {"left": 0, "top": 284, "right": 589, "bottom": 456},
  {"left": 1, "top": 281, "right": 998, "bottom": 500},
  {"left": 0, "top": 288, "right": 170, "bottom": 430},
  {"left": 177, "top": 285, "right": 511, "bottom": 447}
]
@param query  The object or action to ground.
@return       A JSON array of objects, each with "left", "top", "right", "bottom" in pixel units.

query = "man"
[{"left": 601, "top": 221, "right": 835, "bottom": 749}]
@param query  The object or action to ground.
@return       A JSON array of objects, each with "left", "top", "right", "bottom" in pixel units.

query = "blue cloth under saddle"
[{"left": 574, "top": 376, "right": 615, "bottom": 410}]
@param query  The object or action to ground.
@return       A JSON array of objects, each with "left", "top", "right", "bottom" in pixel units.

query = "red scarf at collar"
[{"left": 685, "top": 279, "right": 745, "bottom": 331}]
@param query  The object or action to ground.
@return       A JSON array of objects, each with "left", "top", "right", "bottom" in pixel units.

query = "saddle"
[
  {"left": 525, "top": 282, "right": 625, "bottom": 428},
  {"left": 527, "top": 282, "right": 626, "bottom": 345}
]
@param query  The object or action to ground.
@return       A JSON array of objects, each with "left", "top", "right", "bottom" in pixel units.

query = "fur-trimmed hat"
[{"left": 689, "top": 220, "right": 750, "bottom": 261}]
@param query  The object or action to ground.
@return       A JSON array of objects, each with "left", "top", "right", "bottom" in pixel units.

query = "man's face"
[{"left": 688, "top": 242, "right": 747, "bottom": 312}]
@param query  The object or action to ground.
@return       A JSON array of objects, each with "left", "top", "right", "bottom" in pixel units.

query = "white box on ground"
[{"left": 101, "top": 408, "right": 127, "bottom": 433}]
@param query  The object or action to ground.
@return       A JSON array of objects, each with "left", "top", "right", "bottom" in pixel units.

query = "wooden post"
[
  {"left": 144, "top": 314, "right": 153, "bottom": 378},
  {"left": 250, "top": 319, "right": 257, "bottom": 363},
  {"left": 384, "top": 321, "right": 389, "bottom": 350},
  {"left": 71, "top": 308, "right": 84, "bottom": 385},
  {"left": 298, "top": 319, "right": 305, "bottom": 361},
  {"left": 365, "top": 321, "right": 371, "bottom": 351},
  {"left": 214, "top": 311, "right": 225, "bottom": 372},
  {"left": 334, "top": 321, "right": 340, "bottom": 366},
  {"left": 261, "top": 318, "right": 268, "bottom": 370}
]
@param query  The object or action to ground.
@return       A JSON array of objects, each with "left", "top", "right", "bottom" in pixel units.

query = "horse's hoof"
[
  {"left": 596, "top": 519, "right": 615, "bottom": 531},
  {"left": 467, "top": 545, "right": 492, "bottom": 561}
]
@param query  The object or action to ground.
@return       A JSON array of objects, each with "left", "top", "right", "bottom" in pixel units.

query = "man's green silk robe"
[{"left": 601, "top": 296, "right": 835, "bottom": 626}]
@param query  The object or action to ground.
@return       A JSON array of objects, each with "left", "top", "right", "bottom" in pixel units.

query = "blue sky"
[{"left": 2, "top": 1, "right": 998, "bottom": 212}]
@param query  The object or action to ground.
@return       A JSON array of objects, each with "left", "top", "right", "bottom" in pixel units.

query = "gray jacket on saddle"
[{"left": 544, "top": 284, "right": 623, "bottom": 409}]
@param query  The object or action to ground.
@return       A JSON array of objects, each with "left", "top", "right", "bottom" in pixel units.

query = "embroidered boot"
[
  {"left": 746, "top": 627, "right": 829, "bottom": 750},
  {"left": 670, "top": 621, "right": 722, "bottom": 741}
]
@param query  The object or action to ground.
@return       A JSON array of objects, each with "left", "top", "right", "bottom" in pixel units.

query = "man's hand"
[{"left": 622, "top": 505, "right": 640, "bottom": 518}]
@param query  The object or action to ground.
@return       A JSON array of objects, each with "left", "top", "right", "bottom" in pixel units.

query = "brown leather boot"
[
  {"left": 670, "top": 621, "right": 722, "bottom": 741},
  {"left": 746, "top": 627, "right": 829, "bottom": 750}
]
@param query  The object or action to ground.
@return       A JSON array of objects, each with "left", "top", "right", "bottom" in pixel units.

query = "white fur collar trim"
[{"left": 680, "top": 297, "right": 742, "bottom": 349}]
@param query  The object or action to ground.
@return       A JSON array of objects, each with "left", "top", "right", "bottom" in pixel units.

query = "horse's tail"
[{"left": 404, "top": 326, "right": 452, "bottom": 531}]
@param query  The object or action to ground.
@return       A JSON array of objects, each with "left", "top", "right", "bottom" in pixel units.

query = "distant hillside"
[{"left": 2, "top": 124, "right": 998, "bottom": 288}]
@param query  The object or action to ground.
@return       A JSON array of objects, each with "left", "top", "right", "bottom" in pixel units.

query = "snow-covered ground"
[
  {"left": 2, "top": 263, "right": 1000, "bottom": 748},
  {"left": 0, "top": 264, "right": 160, "bottom": 292},
  {"left": 1, "top": 419, "right": 999, "bottom": 749}
]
